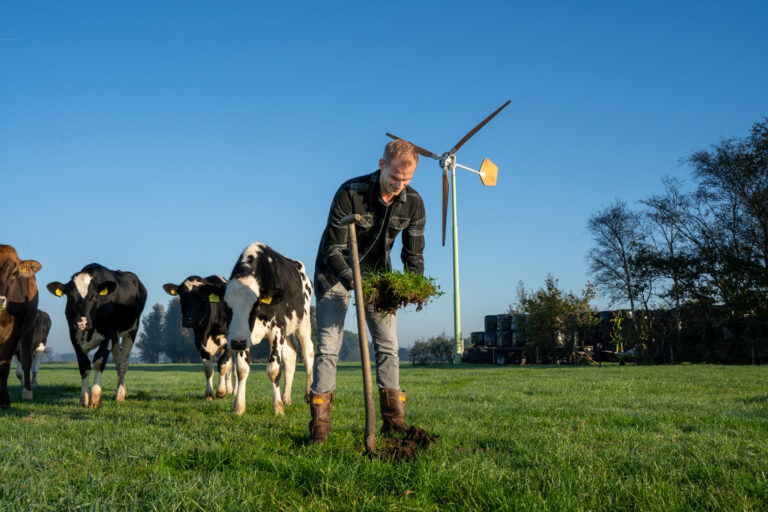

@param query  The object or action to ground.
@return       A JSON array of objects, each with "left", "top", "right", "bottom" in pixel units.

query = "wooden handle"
[
  {"left": 345, "top": 219, "right": 377, "bottom": 454},
  {"left": 340, "top": 213, "right": 361, "bottom": 226}
]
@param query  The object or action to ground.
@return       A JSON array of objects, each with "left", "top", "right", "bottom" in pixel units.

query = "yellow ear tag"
[
  {"left": 55, "top": 289, "right": 63, "bottom": 297},
  {"left": 260, "top": 296, "right": 272, "bottom": 305},
  {"left": 170, "top": 289, "right": 177, "bottom": 295},
  {"left": 209, "top": 294, "right": 220, "bottom": 303},
  {"left": 99, "top": 288, "right": 109, "bottom": 296}
]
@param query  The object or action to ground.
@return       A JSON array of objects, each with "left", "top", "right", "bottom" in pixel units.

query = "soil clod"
[{"left": 378, "top": 426, "right": 439, "bottom": 462}]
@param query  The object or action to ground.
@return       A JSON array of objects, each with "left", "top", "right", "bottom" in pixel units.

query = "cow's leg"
[
  {"left": 0, "top": 360, "right": 10, "bottom": 409},
  {"left": 203, "top": 356, "right": 215, "bottom": 401},
  {"left": 267, "top": 333, "right": 284, "bottom": 416},
  {"left": 90, "top": 336, "right": 112, "bottom": 408},
  {"left": 114, "top": 332, "right": 135, "bottom": 402},
  {"left": 14, "top": 354, "right": 23, "bottom": 384},
  {"left": 295, "top": 314, "right": 315, "bottom": 402},
  {"left": 90, "top": 366, "right": 103, "bottom": 408},
  {"left": 217, "top": 344, "right": 233, "bottom": 398},
  {"left": 232, "top": 350, "right": 250, "bottom": 415},
  {"left": 232, "top": 363, "right": 238, "bottom": 396},
  {"left": 31, "top": 348, "right": 44, "bottom": 389},
  {"left": 72, "top": 341, "right": 91, "bottom": 407},
  {"left": 19, "top": 333, "right": 34, "bottom": 400},
  {"left": 281, "top": 338, "right": 297, "bottom": 406}
]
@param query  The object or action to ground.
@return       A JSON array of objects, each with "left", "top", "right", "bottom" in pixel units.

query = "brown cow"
[{"left": 0, "top": 244, "right": 42, "bottom": 409}]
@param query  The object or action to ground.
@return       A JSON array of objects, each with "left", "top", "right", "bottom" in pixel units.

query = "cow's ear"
[
  {"left": 260, "top": 288, "right": 284, "bottom": 305},
  {"left": 204, "top": 275, "right": 228, "bottom": 287},
  {"left": 19, "top": 260, "right": 42, "bottom": 275},
  {"left": 163, "top": 283, "right": 179, "bottom": 296},
  {"left": 98, "top": 280, "right": 118, "bottom": 296},
  {"left": 47, "top": 282, "right": 66, "bottom": 297}
]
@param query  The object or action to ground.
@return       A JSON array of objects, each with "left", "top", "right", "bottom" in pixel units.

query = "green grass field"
[{"left": 1, "top": 362, "right": 767, "bottom": 511}]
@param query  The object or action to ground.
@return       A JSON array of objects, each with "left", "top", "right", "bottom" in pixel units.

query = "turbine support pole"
[{"left": 450, "top": 166, "right": 463, "bottom": 364}]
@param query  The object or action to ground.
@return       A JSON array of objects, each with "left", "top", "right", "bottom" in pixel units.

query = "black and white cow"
[
  {"left": 14, "top": 309, "right": 51, "bottom": 390},
  {"left": 162, "top": 275, "right": 236, "bottom": 400},
  {"left": 224, "top": 242, "right": 314, "bottom": 416},
  {"left": 47, "top": 263, "right": 147, "bottom": 407}
]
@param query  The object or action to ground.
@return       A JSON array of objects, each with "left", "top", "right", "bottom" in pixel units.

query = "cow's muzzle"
[
  {"left": 229, "top": 338, "right": 248, "bottom": 352},
  {"left": 77, "top": 317, "right": 88, "bottom": 332}
]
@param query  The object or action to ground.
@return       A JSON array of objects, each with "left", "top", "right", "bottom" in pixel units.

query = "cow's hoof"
[
  {"left": 273, "top": 402, "right": 285, "bottom": 416},
  {"left": 216, "top": 389, "right": 226, "bottom": 399},
  {"left": 205, "top": 396, "right": 214, "bottom": 402},
  {"left": 233, "top": 401, "right": 246, "bottom": 415},
  {"left": 80, "top": 393, "right": 90, "bottom": 407},
  {"left": 116, "top": 387, "right": 126, "bottom": 402},
  {"left": 90, "top": 389, "right": 102, "bottom": 408},
  {"left": 282, "top": 397, "right": 292, "bottom": 407},
  {"left": 22, "top": 389, "right": 33, "bottom": 401}
]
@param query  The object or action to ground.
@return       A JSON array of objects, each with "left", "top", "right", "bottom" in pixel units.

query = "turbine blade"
[
  {"left": 450, "top": 100, "right": 511, "bottom": 155},
  {"left": 386, "top": 133, "right": 440, "bottom": 160},
  {"left": 442, "top": 172, "right": 449, "bottom": 247}
]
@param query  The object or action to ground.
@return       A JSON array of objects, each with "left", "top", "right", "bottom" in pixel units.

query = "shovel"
[{"left": 340, "top": 213, "right": 376, "bottom": 454}]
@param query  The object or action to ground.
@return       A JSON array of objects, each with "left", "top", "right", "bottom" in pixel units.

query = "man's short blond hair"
[{"left": 383, "top": 139, "right": 418, "bottom": 166}]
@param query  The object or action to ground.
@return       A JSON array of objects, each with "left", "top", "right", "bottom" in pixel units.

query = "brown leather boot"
[
  {"left": 379, "top": 388, "right": 409, "bottom": 434},
  {"left": 307, "top": 391, "right": 334, "bottom": 445}
]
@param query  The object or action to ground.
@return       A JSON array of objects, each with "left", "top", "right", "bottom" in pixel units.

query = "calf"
[
  {"left": 224, "top": 242, "right": 314, "bottom": 415},
  {"left": 14, "top": 310, "right": 51, "bottom": 389},
  {"left": 162, "top": 275, "right": 236, "bottom": 400},
  {"left": 0, "top": 244, "right": 42, "bottom": 409},
  {"left": 47, "top": 263, "right": 147, "bottom": 407}
]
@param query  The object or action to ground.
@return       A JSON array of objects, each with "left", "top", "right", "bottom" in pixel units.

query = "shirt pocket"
[
  {"left": 389, "top": 216, "right": 410, "bottom": 232},
  {"left": 358, "top": 214, "right": 374, "bottom": 230}
]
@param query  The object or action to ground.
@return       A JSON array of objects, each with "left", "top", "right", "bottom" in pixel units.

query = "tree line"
[
  {"left": 584, "top": 117, "right": 768, "bottom": 363},
  {"left": 499, "top": 118, "right": 767, "bottom": 365}
]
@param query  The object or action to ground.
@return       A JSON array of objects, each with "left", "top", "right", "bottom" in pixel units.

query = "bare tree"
[
  {"left": 640, "top": 176, "right": 691, "bottom": 327},
  {"left": 587, "top": 200, "right": 647, "bottom": 321}
]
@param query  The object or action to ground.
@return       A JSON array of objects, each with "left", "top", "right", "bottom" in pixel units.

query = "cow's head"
[
  {"left": 46, "top": 272, "right": 117, "bottom": 332},
  {"left": 162, "top": 275, "right": 227, "bottom": 328},
  {"left": 223, "top": 274, "right": 283, "bottom": 352},
  {"left": 0, "top": 245, "right": 42, "bottom": 310}
]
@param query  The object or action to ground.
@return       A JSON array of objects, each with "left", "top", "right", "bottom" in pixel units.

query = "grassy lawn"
[{"left": 1, "top": 362, "right": 767, "bottom": 511}]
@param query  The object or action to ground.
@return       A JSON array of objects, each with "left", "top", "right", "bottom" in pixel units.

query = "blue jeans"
[{"left": 311, "top": 282, "right": 400, "bottom": 394}]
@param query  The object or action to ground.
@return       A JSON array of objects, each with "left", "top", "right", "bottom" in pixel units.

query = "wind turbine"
[{"left": 387, "top": 100, "right": 510, "bottom": 363}]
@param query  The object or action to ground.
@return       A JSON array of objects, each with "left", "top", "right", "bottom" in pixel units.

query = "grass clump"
[{"left": 361, "top": 269, "right": 443, "bottom": 313}]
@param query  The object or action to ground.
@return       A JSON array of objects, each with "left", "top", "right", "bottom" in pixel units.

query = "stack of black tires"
[{"left": 466, "top": 313, "right": 526, "bottom": 365}]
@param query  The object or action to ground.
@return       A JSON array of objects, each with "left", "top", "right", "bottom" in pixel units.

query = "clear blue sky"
[{"left": 2, "top": 1, "right": 766, "bottom": 353}]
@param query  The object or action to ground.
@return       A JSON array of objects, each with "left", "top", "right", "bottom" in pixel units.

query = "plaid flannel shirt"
[{"left": 314, "top": 169, "right": 426, "bottom": 298}]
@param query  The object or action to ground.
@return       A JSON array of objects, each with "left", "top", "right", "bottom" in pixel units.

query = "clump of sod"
[{"left": 361, "top": 270, "right": 443, "bottom": 314}]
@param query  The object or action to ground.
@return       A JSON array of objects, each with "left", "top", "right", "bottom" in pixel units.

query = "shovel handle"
[
  {"left": 340, "top": 213, "right": 361, "bottom": 226},
  {"left": 343, "top": 212, "right": 377, "bottom": 454}
]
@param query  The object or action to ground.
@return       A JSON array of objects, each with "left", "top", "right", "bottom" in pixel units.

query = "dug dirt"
[{"left": 378, "top": 426, "right": 439, "bottom": 462}]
